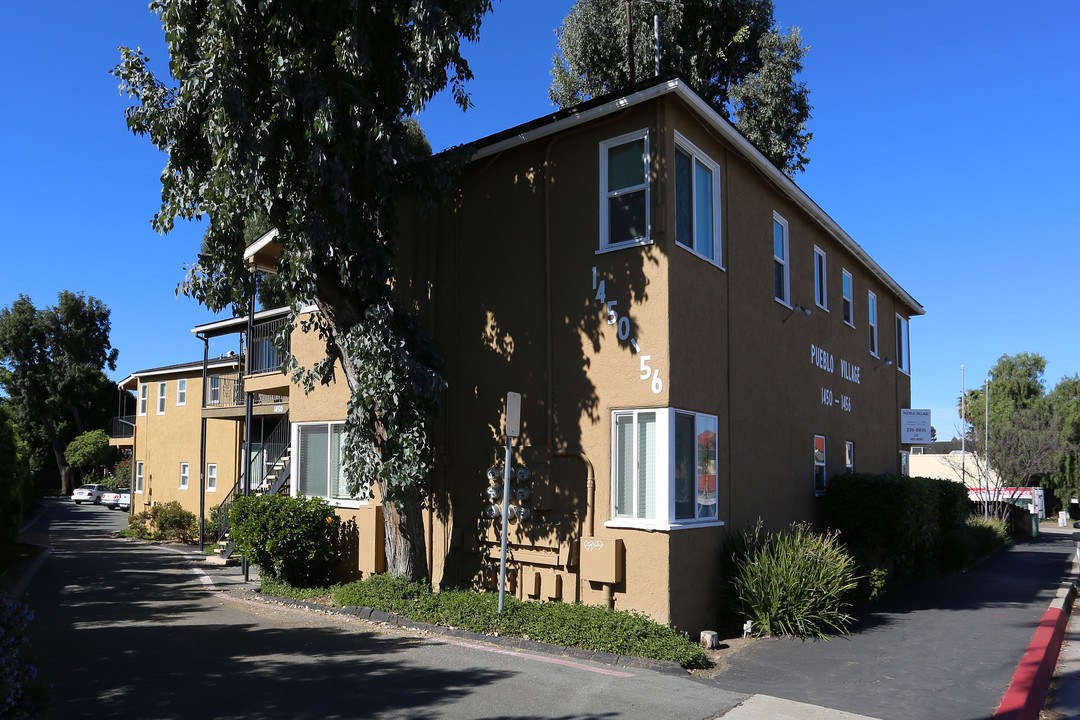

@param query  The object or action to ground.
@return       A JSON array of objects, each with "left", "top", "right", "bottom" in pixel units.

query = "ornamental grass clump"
[{"left": 728, "top": 522, "right": 858, "bottom": 639}]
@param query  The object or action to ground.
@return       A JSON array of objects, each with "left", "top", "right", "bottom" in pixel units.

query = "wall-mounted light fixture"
[
  {"left": 782, "top": 303, "right": 813, "bottom": 324},
  {"left": 874, "top": 357, "right": 894, "bottom": 371}
]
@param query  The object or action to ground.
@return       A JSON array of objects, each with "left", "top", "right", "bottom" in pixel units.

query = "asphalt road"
[{"left": 20, "top": 499, "right": 750, "bottom": 720}]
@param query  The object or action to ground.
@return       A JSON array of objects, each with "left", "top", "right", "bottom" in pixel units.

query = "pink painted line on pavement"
[
  {"left": 993, "top": 604, "right": 1068, "bottom": 720},
  {"left": 435, "top": 637, "right": 635, "bottom": 677}
]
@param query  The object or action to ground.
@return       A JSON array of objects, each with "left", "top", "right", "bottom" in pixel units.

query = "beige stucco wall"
[
  {"left": 264, "top": 91, "right": 916, "bottom": 632},
  {"left": 130, "top": 368, "right": 242, "bottom": 518}
]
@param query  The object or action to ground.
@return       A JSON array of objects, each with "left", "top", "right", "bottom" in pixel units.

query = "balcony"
[
  {"left": 109, "top": 415, "right": 135, "bottom": 447},
  {"left": 203, "top": 373, "right": 288, "bottom": 419}
]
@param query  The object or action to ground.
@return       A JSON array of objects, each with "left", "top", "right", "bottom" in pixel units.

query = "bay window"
[{"left": 610, "top": 408, "right": 721, "bottom": 529}]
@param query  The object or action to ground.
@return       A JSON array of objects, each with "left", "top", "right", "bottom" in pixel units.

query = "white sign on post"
[
  {"left": 506, "top": 392, "right": 521, "bottom": 438},
  {"left": 900, "top": 408, "right": 932, "bottom": 444}
]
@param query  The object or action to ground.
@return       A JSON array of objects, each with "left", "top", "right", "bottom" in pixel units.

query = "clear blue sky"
[{"left": 2, "top": 1, "right": 1077, "bottom": 438}]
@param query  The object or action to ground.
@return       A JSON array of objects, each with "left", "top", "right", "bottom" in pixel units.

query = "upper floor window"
[
  {"left": 773, "top": 213, "right": 790, "bottom": 305},
  {"left": 674, "top": 134, "right": 721, "bottom": 265},
  {"left": 610, "top": 407, "right": 721, "bottom": 529},
  {"left": 156, "top": 381, "right": 167, "bottom": 415},
  {"left": 208, "top": 376, "right": 221, "bottom": 406},
  {"left": 177, "top": 379, "right": 187, "bottom": 406},
  {"left": 138, "top": 384, "right": 148, "bottom": 416},
  {"left": 600, "top": 130, "right": 650, "bottom": 250},
  {"left": 868, "top": 291, "right": 879, "bottom": 357},
  {"left": 896, "top": 314, "right": 911, "bottom": 375},
  {"left": 842, "top": 270, "right": 854, "bottom": 327},
  {"left": 813, "top": 246, "right": 828, "bottom": 310}
]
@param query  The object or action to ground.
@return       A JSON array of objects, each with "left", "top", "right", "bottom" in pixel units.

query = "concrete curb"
[{"left": 993, "top": 553, "right": 1078, "bottom": 720}]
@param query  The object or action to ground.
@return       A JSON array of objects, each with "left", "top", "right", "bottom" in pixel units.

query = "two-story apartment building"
[
  {"left": 199, "top": 75, "right": 923, "bottom": 632},
  {"left": 116, "top": 357, "right": 246, "bottom": 516}
]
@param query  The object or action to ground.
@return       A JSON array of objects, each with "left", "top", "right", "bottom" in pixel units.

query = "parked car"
[
  {"left": 72, "top": 484, "right": 107, "bottom": 505},
  {"left": 102, "top": 488, "right": 131, "bottom": 511}
]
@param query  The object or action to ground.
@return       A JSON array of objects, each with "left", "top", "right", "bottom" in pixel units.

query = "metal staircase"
[{"left": 215, "top": 418, "right": 291, "bottom": 559}]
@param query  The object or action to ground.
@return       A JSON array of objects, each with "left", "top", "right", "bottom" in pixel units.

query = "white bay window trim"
[{"left": 606, "top": 407, "right": 724, "bottom": 531}]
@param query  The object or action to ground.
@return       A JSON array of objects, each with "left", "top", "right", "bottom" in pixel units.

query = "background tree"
[
  {"left": 0, "top": 292, "right": 118, "bottom": 495},
  {"left": 1047, "top": 374, "right": 1080, "bottom": 511},
  {"left": 64, "top": 430, "right": 115, "bottom": 484},
  {"left": 0, "top": 400, "right": 32, "bottom": 549},
  {"left": 957, "top": 352, "right": 1072, "bottom": 518},
  {"left": 550, "top": 0, "right": 812, "bottom": 175},
  {"left": 114, "top": 0, "right": 492, "bottom": 580}
]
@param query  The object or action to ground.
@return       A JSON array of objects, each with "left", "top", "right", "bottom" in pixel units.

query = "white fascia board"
[
  {"left": 243, "top": 228, "right": 281, "bottom": 271},
  {"left": 470, "top": 79, "right": 923, "bottom": 317},
  {"left": 191, "top": 305, "right": 292, "bottom": 336}
]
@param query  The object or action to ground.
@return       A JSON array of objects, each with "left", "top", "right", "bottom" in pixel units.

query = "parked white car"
[
  {"left": 72, "top": 484, "right": 107, "bottom": 505},
  {"left": 102, "top": 488, "right": 131, "bottom": 511}
]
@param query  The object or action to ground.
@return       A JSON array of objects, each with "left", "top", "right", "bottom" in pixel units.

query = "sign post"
[{"left": 498, "top": 392, "right": 521, "bottom": 614}]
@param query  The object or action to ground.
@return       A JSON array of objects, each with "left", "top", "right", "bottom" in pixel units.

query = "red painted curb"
[{"left": 994, "top": 606, "right": 1069, "bottom": 720}]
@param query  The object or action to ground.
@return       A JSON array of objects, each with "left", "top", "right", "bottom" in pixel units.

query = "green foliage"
[
  {"left": 230, "top": 495, "right": 340, "bottom": 586},
  {"left": 725, "top": 522, "right": 858, "bottom": 639},
  {"left": 64, "top": 430, "right": 114, "bottom": 476},
  {"left": 0, "top": 403, "right": 32, "bottom": 549},
  {"left": 0, "top": 292, "right": 119, "bottom": 494},
  {"left": 329, "top": 573, "right": 708, "bottom": 667},
  {"left": 120, "top": 501, "right": 197, "bottom": 542},
  {"left": 825, "top": 473, "right": 975, "bottom": 583},
  {"left": 114, "top": 0, "right": 492, "bottom": 580},
  {"left": 938, "top": 516, "right": 1010, "bottom": 574},
  {"left": 550, "top": 0, "right": 811, "bottom": 175},
  {"left": 0, "top": 598, "right": 49, "bottom": 719}
]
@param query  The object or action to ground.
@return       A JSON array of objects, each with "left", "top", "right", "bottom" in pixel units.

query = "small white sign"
[
  {"left": 901, "top": 408, "right": 932, "bottom": 444},
  {"left": 506, "top": 392, "right": 522, "bottom": 438}
]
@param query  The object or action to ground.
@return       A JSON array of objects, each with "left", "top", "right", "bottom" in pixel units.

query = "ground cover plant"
[{"left": 259, "top": 573, "right": 708, "bottom": 668}]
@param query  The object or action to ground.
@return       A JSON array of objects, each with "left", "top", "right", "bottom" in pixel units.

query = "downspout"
[
  {"left": 198, "top": 332, "right": 209, "bottom": 552},
  {"left": 242, "top": 272, "right": 256, "bottom": 582}
]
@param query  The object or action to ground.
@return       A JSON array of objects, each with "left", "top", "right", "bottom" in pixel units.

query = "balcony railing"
[
  {"left": 247, "top": 316, "right": 291, "bottom": 376},
  {"left": 205, "top": 373, "right": 287, "bottom": 409},
  {"left": 111, "top": 415, "right": 135, "bottom": 439}
]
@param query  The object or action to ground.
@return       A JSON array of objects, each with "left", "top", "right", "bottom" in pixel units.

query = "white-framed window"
[
  {"left": 135, "top": 461, "right": 144, "bottom": 493},
  {"left": 842, "top": 269, "right": 854, "bottom": 327},
  {"left": 814, "top": 435, "right": 827, "bottom": 495},
  {"left": 895, "top": 314, "right": 911, "bottom": 375},
  {"left": 609, "top": 408, "right": 722, "bottom": 529},
  {"left": 813, "top": 246, "right": 828, "bottom": 310},
  {"left": 294, "top": 422, "right": 361, "bottom": 507},
  {"left": 208, "top": 375, "right": 221, "bottom": 406},
  {"left": 207, "top": 463, "right": 217, "bottom": 492},
  {"left": 177, "top": 379, "right": 187, "bottom": 406},
  {"left": 600, "top": 130, "right": 650, "bottom": 251},
  {"left": 138, "top": 384, "right": 148, "bottom": 416},
  {"left": 845, "top": 441, "right": 855, "bottom": 474},
  {"left": 773, "top": 212, "right": 790, "bottom": 305},
  {"left": 156, "top": 381, "right": 167, "bottom": 415},
  {"left": 179, "top": 462, "right": 189, "bottom": 490},
  {"left": 868, "top": 291, "right": 879, "bottom": 357},
  {"left": 674, "top": 133, "right": 721, "bottom": 265}
]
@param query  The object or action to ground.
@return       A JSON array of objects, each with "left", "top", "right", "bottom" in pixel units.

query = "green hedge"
[
  {"left": 823, "top": 473, "right": 973, "bottom": 582},
  {"left": 230, "top": 494, "right": 340, "bottom": 587}
]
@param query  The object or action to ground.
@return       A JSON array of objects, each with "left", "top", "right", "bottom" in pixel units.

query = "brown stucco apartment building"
[{"left": 189, "top": 76, "right": 922, "bottom": 633}]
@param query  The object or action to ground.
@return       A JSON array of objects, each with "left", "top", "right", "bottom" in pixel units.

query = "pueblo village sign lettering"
[{"left": 811, "top": 343, "right": 859, "bottom": 414}]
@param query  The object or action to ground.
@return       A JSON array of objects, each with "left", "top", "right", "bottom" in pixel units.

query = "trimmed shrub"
[
  {"left": 727, "top": 522, "right": 858, "bottom": 639},
  {"left": 824, "top": 473, "right": 973, "bottom": 582},
  {"left": 120, "top": 501, "right": 197, "bottom": 542},
  {"left": 331, "top": 574, "right": 708, "bottom": 668},
  {"left": 230, "top": 494, "right": 340, "bottom": 586}
]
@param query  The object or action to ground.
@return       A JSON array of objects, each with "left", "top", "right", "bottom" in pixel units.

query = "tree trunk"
[
  {"left": 44, "top": 422, "right": 75, "bottom": 495},
  {"left": 380, "top": 480, "right": 428, "bottom": 580}
]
